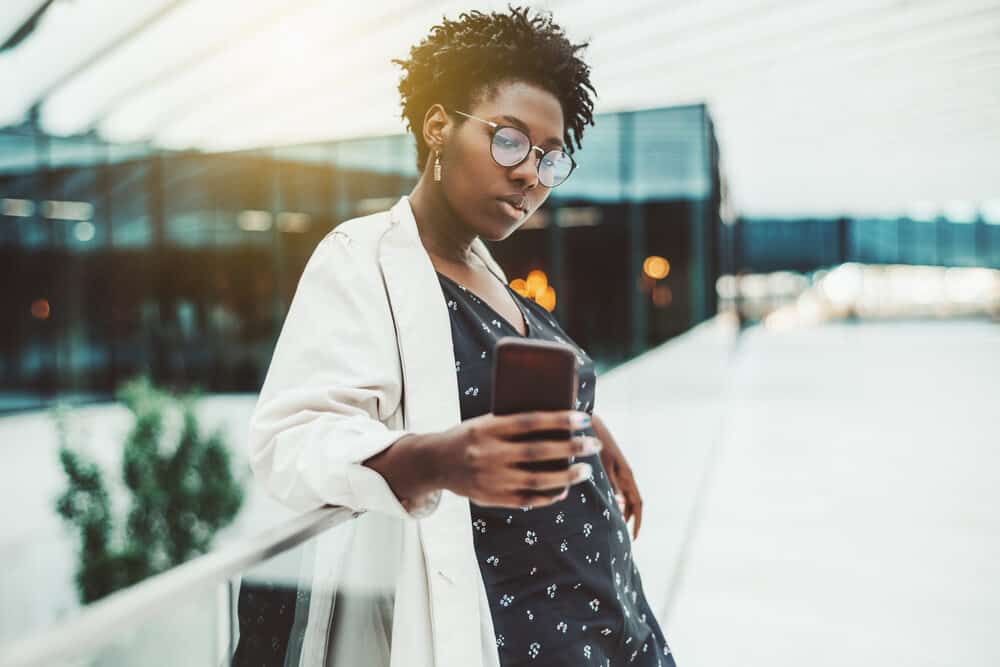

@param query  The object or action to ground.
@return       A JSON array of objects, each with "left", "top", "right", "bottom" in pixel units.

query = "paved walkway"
[{"left": 599, "top": 320, "right": 1000, "bottom": 667}]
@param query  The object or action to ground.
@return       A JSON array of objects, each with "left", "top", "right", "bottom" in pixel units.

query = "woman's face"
[{"left": 440, "top": 80, "right": 565, "bottom": 242}]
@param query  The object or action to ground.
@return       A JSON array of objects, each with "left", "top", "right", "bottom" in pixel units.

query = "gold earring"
[{"left": 433, "top": 150, "right": 441, "bottom": 182}]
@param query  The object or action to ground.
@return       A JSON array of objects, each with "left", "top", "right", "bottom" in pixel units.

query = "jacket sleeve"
[{"left": 247, "top": 230, "right": 442, "bottom": 520}]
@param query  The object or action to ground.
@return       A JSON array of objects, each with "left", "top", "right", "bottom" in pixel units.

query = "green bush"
[{"left": 55, "top": 377, "right": 245, "bottom": 604}]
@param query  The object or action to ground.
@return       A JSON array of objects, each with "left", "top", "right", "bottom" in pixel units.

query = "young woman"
[{"left": 249, "top": 7, "right": 675, "bottom": 666}]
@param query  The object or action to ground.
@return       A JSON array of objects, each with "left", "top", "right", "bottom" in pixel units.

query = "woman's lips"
[
  {"left": 497, "top": 198, "right": 525, "bottom": 219},
  {"left": 496, "top": 195, "right": 526, "bottom": 219}
]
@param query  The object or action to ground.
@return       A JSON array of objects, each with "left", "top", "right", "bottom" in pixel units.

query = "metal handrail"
[{"left": 0, "top": 505, "right": 358, "bottom": 667}]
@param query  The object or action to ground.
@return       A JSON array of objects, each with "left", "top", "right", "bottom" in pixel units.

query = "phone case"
[{"left": 491, "top": 338, "right": 579, "bottom": 486}]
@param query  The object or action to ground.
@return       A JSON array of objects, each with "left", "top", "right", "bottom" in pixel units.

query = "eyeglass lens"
[{"left": 490, "top": 126, "right": 573, "bottom": 187}]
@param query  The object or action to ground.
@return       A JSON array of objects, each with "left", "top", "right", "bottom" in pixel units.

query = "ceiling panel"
[
  {"left": 0, "top": 0, "right": 996, "bottom": 216},
  {"left": 0, "top": 1, "right": 49, "bottom": 46},
  {"left": 0, "top": 0, "right": 180, "bottom": 127},
  {"left": 40, "top": 0, "right": 304, "bottom": 136}
]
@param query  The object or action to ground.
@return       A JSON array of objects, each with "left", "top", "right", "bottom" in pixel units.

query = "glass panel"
[
  {"left": 163, "top": 155, "right": 220, "bottom": 248},
  {"left": 231, "top": 513, "right": 403, "bottom": 667},
  {"left": 0, "top": 510, "right": 409, "bottom": 667},
  {"left": 0, "top": 130, "right": 40, "bottom": 172},
  {"left": 630, "top": 106, "right": 710, "bottom": 201},
  {"left": 205, "top": 155, "right": 276, "bottom": 248},
  {"left": 333, "top": 134, "right": 417, "bottom": 178},
  {"left": 109, "top": 160, "right": 152, "bottom": 248},
  {"left": 0, "top": 171, "right": 36, "bottom": 248},
  {"left": 50, "top": 165, "right": 105, "bottom": 253},
  {"left": 943, "top": 220, "right": 978, "bottom": 267},
  {"left": 550, "top": 113, "right": 622, "bottom": 203},
  {"left": 644, "top": 201, "right": 694, "bottom": 345},
  {"left": 561, "top": 207, "right": 631, "bottom": 367},
  {"left": 46, "top": 136, "right": 104, "bottom": 170}
]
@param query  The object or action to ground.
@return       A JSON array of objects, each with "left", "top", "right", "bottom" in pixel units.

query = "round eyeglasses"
[{"left": 452, "top": 110, "right": 576, "bottom": 188}]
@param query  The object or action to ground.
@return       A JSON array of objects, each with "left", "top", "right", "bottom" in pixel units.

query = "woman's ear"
[{"left": 421, "top": 104, "right": 451, "bottom": 155}]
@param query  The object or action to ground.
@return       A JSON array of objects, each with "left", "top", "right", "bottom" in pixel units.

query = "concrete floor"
[{"left": 601, "top": 320, "right": 1000, "bottom": 667}]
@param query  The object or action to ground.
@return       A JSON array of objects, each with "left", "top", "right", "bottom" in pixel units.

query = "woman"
[{"left": 249, "top": 7, "right": 675, "bottom": 666}]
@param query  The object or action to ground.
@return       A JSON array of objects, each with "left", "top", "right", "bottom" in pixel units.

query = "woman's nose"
[{"left": 508, "top": 150, "right": 542, "bottom": 188}]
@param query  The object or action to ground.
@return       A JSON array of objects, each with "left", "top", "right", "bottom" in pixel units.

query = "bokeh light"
[
  {"left": 30, "top": 299, "right": 50, "bottom": 320},
  {"left": 652, "top": 285, "right": 672, "bottom": 307},
  {"left": 525, "top": 270, "right": 548, "bottom": 300},
  {"left": 509, "top": 278, "right": 529, "bottom": 297},
  {"left": 73, "top": 221, "right": 95, "bottom": 242},
  {"left": 643, "top": 256, "right": 670, "bottom": 280},
  {"left": 537, "top": 286, "right": 556, "bottom": 312}
]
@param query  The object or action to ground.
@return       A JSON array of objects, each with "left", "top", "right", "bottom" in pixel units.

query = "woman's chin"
[
  {"left": 489, "top": 218, "right": 530, "bottom": 241},
  {"left": 480, "top": 227, "right": 512, "bottom": 242},
  {"left": 476, "top": 214, "right": 522, "bottom": 241}
]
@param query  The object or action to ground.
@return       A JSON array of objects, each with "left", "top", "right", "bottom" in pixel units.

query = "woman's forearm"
[{"left": 363, "top": 433, "right": 443, "bottom": 504}]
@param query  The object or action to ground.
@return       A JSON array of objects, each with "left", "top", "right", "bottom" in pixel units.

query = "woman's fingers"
[
  {"left": 470, "top": 435, "right": 600, "bottom": 470},
  {"left": 622, "top": 485, "right": 643, "bottom": 540},
  {"left": 618, "top": 470, "right": 643, "bottom": 540},
  {"left": 473, "top": 462, "right": 591, "bottom": 506},
  {"left": 508, "top": 462, "right": 593, "bottom": 492},
  {"left": 504, "top": 435, "right": 602, "bottom": 464},
  {"left": 607, "top": 462, "right": 643, "bottom": 540},
  {"left": 486, "top": 410, "right": 592, "bottom": 439},
  {"left": 629, "top": 492, "right": 643, "bottom": 540}
]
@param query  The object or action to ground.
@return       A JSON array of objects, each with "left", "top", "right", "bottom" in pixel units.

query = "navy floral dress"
[{"left": 437, "top": 269, "right": 676, "bottom": 667}]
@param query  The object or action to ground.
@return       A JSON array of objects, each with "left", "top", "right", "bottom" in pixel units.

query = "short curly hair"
[{"left": 393, "top": 6, "right": 596, "bottom": 171}]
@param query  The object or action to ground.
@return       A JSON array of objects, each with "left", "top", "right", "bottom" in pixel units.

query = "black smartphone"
[{"left": 491, "top": 337, "right": 579, "bottom": 487}]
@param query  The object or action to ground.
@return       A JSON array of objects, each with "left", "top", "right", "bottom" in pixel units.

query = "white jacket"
[{"left": 248, "top": 196, "right": 504, "bottom": 666}]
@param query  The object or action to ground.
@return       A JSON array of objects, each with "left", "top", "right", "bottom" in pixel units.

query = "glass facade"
[
  {"left": 738, "top": 217, "right": 1000, "bottom": 273},
  {"left": 0, "top": 105, "right": 723, "bottom": 411}
]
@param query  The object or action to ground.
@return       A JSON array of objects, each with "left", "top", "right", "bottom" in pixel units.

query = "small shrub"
[{"left": 55, "top": 377, "right": 245, "bottom": 604}]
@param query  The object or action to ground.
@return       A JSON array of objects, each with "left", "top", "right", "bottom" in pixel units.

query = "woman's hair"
[{"left": 393, "top": 6, "right": 596, "bottom": 171}]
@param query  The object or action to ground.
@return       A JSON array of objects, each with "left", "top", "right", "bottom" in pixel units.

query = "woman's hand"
[
  {"left": 592, "top": 414, "right": 644, "bottom": 541},
  {"left": 427, "top": 410, "right": 601, "bottom": 509}
]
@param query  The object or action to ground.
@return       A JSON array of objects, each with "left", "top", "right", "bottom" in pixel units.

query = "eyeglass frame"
[{"left": 450, "top": 109, "right": 577, "bottom": 188}]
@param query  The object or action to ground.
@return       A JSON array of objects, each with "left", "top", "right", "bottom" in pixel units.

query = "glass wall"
[
  {"left": 737, "top": 216, "right": 1000, "bottom": 273},
  {"left": 0, "top": 105, "right": 722, "bottom": 411}
]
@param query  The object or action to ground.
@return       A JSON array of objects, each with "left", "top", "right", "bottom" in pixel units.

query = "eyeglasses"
[{"left": 452, "top": 110, "right": 576, "bottom": 188}]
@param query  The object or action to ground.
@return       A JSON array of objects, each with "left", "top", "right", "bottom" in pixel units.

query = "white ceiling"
[{"left": 1, "top": 0, "right": 998, "bottom": 217}]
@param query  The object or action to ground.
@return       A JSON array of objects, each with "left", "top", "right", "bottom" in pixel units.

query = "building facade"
[{"left": 0, "top": 105, "right": 724, "bottom": 410}]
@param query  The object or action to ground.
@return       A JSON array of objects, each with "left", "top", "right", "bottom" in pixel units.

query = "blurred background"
[{"left": 0, "top": 1, "right": 998, "bottom": 666}]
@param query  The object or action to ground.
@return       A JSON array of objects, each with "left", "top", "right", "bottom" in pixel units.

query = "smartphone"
[{"left": 491, "top": 338, "right": 579, "bottom": 488}]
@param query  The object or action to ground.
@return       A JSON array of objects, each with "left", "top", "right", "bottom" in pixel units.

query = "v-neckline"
[{"left": 437, "top": 271, "right": 532, "bottom": 338}]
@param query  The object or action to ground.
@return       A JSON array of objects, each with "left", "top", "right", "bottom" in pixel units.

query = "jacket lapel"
[{"left": 378, "top": 196, "right": 500, "bottom": 666}]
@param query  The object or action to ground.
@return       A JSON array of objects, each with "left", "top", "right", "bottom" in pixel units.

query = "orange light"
[
  {"left": 31, "top": 299, "right": 50, "bottom": 319},
  {"left": 509, "top": 278, "right": 529, "bottom": 297},
  {"left": 525, "top": 269, "right": 548, "bottom": 298},
  {"left": 537, "top": 286, "right": 557, "bottom": 311},
  {"left": 652, "top": 285, "right": 673, "bottom": 307},
  {"left": 643, "top": 256, "right": 670, "bottom": 280}
]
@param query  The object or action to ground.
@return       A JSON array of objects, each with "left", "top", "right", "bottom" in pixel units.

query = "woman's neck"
[{"left": 409, "top": 176, "right": 479, "bottom": 269}]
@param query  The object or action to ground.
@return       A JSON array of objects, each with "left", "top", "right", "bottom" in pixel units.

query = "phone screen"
[{"left": 491, "top": 338, "right": 578, "bottom": 477}]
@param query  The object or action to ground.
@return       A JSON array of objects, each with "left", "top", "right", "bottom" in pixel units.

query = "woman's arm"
[
  {"left": 592, "top": 413, "right": 644, "bottom": 540},
  {"left": 362, "top": 432, "right": 443, "bottom": 509},
  {"left": 248, "top": 231, "right": 442, "bottom": 520}
]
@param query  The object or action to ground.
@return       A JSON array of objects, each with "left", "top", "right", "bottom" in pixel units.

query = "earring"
[{"left": 433, "top": 150, "right": 442, "bottom": 182}]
